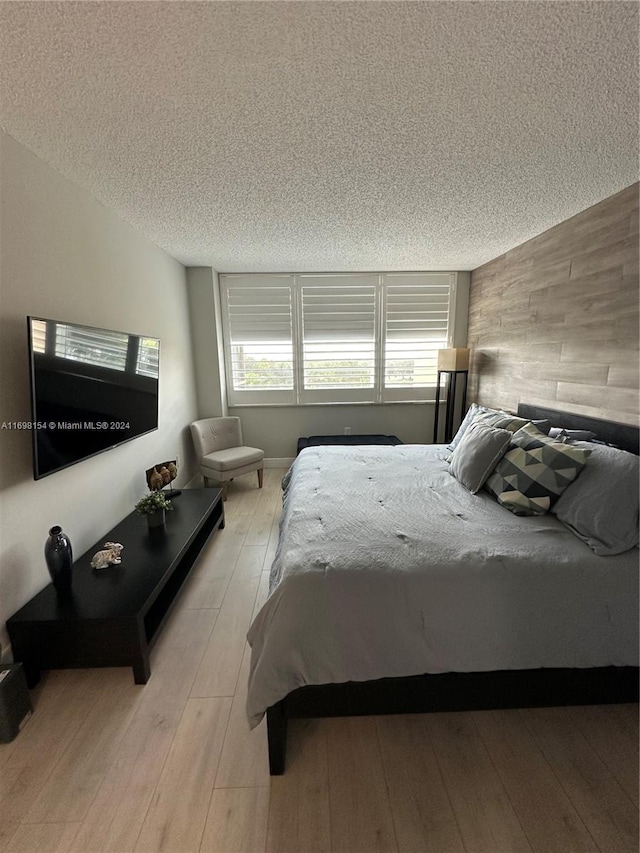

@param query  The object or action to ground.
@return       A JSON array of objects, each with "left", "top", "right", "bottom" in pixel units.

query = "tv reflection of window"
[
  {"left": 55, "top": 323, "right": 128, "bottom": 371},
  {"left": 136, "top": 338, "right": 160, "bottom": 378},
  {"left": 36, "top": 321, "right": 159, "bottom": 379}
]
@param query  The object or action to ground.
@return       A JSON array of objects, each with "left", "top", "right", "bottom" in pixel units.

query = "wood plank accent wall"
[{"left": 467, "top": 183, "right": 639, "bottom": 425}]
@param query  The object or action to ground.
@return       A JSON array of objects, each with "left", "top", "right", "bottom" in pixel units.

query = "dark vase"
[
  {"left": 147, "top": 509, "right": 165, "bottom": 529},
  {"left": 44, "top": 526, "right": 73, "bottom": 592}
]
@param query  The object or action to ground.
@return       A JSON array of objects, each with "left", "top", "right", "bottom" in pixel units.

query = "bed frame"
[{"left": 265, "top": 404, "right": 640, "bottom": 774}]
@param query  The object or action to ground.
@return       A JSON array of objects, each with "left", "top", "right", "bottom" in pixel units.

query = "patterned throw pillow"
[{"left": 485, "top": 423, "right": 591, "bottom": 516}]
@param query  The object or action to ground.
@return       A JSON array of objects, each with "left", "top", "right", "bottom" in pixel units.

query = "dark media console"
[{"left": 8, "top": 489, "right": 224, "bottom": 685}]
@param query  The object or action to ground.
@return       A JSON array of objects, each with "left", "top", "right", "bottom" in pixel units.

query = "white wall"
[
  {"left": 186, "top": 267, "right": 227, "bottom": 417},
  {"left": 231, "top": 403, "right": 432, "bottom": 458},
  {"left": 0, "top": 133, "right": 199, "bottom": 656}
]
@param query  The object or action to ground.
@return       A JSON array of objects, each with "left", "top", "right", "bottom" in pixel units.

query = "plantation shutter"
[
  {"left": 219, "top": 272, "right": 458, "bottom": 405},
  {"left": 299, "top": 274, "right": 378, "bottom": 403},
  {"left": 382, "top": 273, "right": 453, "bottom": 401},
  {"left": 221, "top": 275, "right": 295, "bottom": 404}
]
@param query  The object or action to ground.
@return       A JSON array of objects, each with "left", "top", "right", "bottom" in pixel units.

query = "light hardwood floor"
[{"left": 1, "top": 469, "right": 638, "bottom": 853}]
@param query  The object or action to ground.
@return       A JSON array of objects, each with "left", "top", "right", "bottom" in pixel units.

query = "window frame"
[{"left": 220, "top": 271, "right": 459, "bottom": 406}]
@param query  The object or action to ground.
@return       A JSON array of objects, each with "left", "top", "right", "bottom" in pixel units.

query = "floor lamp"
[{"left": 433, "top": 348, "right": 470, "bottom": 444}]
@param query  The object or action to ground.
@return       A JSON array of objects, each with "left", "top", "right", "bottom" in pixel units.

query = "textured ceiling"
[{"left": 0, "top": 1, "right": 638, "bottom": 272}]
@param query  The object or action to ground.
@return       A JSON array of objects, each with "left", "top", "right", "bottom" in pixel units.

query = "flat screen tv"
[{"left": 27, "top": 316, "right": 159, "bottom": 479}]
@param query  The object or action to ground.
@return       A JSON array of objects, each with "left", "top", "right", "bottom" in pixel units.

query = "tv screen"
[{"left": 27, "top": 317, "right": 159, "bottom": 479}]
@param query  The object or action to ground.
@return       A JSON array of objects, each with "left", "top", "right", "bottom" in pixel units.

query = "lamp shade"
[{"left": 437, "top": 348, "right": 470, "bottom": 371}]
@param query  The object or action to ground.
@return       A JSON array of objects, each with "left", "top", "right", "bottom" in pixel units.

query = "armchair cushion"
[{"left": 202, "top": 446, "right": 264, "bottom": 474}]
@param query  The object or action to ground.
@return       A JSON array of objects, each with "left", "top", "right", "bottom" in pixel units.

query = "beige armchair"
[{"left": 190, "top": 417, "right": 264, "bottom": 500}]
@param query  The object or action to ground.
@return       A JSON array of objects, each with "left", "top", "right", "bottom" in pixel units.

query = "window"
[
  {"left": 383, "top": 275, "right": 452, "bottom": 402},
  {"left": 221, "top": 275, "right": 295, "bottom": 404},
  {"left": 299, "top": 274, "right": 378, "bottom": 404},
  {"left": 220, "top": 272, "right": 458, "bottom": 405}
]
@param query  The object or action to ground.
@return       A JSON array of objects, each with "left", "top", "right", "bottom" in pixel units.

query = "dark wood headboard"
[{"left": 517, "top": 404, "right": 640, "bottom": 456}]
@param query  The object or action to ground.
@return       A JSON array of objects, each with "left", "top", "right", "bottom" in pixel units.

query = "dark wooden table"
[{"left": 7, "top": 489, "right": 224, "bottom": 685}]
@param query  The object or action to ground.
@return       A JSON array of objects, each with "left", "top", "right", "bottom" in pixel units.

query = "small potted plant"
[{"left": 134, "top": 491, "right": 173, "bottom": 529}]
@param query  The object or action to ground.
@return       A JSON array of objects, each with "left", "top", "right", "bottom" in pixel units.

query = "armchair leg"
[
  {"left": 222, "top": 482, "right": 228, "bottom": 501},
  {"left": 258, "top": 469, "right": 264, "bottom": 489}
]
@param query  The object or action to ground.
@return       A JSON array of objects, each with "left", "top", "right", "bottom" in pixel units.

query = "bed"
[{"left": 246, "top": 404, "right": 640, "bottom": 774}]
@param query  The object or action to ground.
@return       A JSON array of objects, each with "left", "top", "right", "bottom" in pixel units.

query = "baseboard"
[
  {"left": 265, "top": 458, "right": 294, "bottom": 468},
  {"left": 184, "top": 473, "right": 203, "bottom": 489},
  {"left": 183, "top": 465, "right": 291, "bottom": 484}
]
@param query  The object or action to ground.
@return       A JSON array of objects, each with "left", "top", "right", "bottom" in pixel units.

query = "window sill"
[{"left": 227, "top": 400, "right": 436, "bottom": 408}]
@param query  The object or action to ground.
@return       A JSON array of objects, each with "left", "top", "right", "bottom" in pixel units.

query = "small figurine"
[
  {"left": 145, "top": 460, "right": 181, "bottom": 498},
  {"left": 91, "top": 542, "right": 124, "bottom": 570},
  {"left": 149, "top": 469, "right": 163, "bottom": 490}
]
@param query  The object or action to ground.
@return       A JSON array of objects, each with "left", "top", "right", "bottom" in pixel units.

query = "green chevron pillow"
[{"left": 485, "top": 423, "right": 591, "bottom": 516}]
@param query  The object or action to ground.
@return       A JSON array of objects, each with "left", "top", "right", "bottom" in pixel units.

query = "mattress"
[{"left": 246, "top": 445, "right": 639, "bottom": 727}]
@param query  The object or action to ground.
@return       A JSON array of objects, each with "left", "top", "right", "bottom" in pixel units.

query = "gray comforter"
[{"left": 246, "top": 445, "right": 639, "bottom": 727}]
